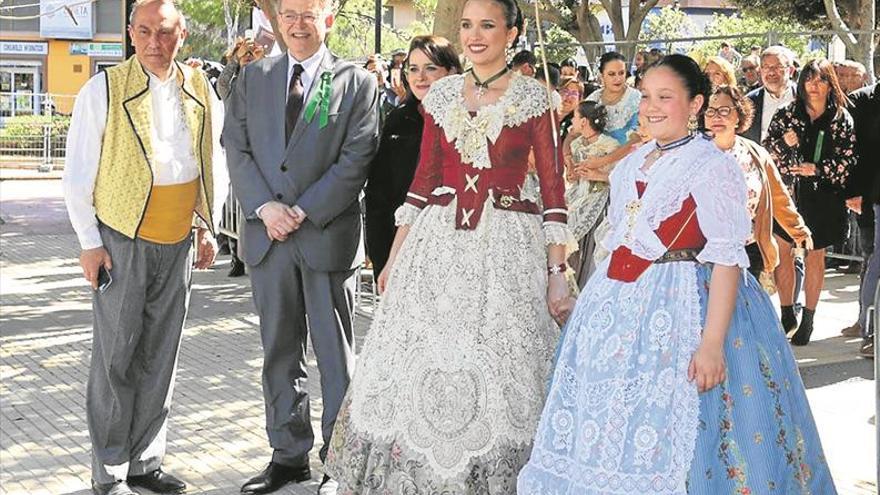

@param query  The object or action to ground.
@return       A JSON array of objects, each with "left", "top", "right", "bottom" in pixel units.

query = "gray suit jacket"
[{"left": 223, "top": 50, "right": 379, "bottom": 271}]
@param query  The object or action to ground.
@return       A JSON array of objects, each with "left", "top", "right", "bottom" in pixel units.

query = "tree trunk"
[
  {"left": 823, "top": 0, "right": 876, "bottom": 83},
  {"left": 434, "top": 0, "right": 467, "bottom": 51},
  {"left": 255, "top": 0, "right": 287, "bottom": 53}
]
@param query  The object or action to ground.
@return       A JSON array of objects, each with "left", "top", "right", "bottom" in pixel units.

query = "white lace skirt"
[{"left": 325, "top": 200, "right": 560, "bottom": 494}]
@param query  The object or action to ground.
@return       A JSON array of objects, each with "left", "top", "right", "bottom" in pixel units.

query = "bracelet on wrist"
[{"left": 547, "top": 263, "right": 568, "bottom": 276}]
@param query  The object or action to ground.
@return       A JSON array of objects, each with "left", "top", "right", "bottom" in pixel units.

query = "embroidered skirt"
[
  {"left": 518, "top": 262, "right": 836, "bottom": 494},
  {"left": 325, "top": 199, "right": 559, "bottom": 494}
]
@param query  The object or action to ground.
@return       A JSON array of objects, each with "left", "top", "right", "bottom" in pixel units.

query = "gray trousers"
[
  {"left": 87, "top": 225, "right": 192, "bottom": 483},
  {"left": 249, "top": 242, "right": 355, "bottom": 466}
]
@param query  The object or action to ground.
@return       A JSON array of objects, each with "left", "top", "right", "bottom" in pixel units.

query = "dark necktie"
[{"left": 285, "top": 63, "right": 305, "bottom": 142}]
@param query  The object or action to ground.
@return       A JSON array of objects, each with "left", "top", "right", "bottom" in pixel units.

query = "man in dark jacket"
[
  {"left": 741, "top": 45, "right": 797, "bottom": 144},
  {"left": 846, "top": 82, "right": 880, "bottom": 357}
]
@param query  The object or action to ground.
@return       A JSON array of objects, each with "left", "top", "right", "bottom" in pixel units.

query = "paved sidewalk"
[{"left": 1, "top": 180, "right": 876, "bottom": 495}]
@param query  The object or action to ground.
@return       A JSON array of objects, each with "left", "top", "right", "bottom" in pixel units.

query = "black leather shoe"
[
  {"left": 128, "top": 468, "right": 186, "bottom": 494},
  {"left": 92, "top": 480, "right": 136, "bottom": 495},
  {"left": 318, "top": 474, "right": 339, "bottom": 495},
  {"left": 241, "top": 462, "right": 311, "bottom": 494}
]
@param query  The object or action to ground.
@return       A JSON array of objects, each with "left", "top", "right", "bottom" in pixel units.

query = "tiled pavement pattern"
[{"left": 1, "top": 180, "right": 876, "bottom": 495}]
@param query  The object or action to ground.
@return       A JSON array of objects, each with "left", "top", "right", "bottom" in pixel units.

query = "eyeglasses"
[
  {"left": 279, "top": 10, "right": 320, "bottom": 24},
  {"left": 741, "top": 66, "right": 757, "bottom": 72},
  {"left": 761, "top": 65, "right": 788, "bottom": 73},
  {"left": 704, "top": 106, "right": 734, "bottom": 118},
  {"left": 561, "top": 89, "right": 581, "bottom": 98}
]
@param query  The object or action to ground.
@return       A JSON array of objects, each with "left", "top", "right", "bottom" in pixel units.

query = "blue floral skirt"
[
  {"left": 688, "top": 266, "right": 836, "bottom": 495},
  {"left": 518, "top": 262, "right": 836, "bottom": 494}
]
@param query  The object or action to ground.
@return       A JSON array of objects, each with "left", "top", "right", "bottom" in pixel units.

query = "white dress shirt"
[
  {"left": 63, "top": 64, "right": 228, "bottom": 250},
  {"left": 760, "top": 82, "right": 796, "bottom": 142},
  {"left": 287, "top": 43, "right": 327, "bottom": 104}
]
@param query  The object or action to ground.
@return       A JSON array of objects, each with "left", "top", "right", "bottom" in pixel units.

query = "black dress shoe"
[
  {"left": 318, "top": 474, "right": 339, "bottom": 495},
  {"left": 241, "top": 462, "right": 311, "bottom": 494},
  {"left": 92, "top": 480, "right": 136, "bottom": 495},
  {"left": 128, "top": 468, "right": 186, "bottom": 494}
]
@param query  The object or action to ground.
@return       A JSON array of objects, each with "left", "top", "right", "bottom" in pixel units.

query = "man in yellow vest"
[{"left": 62, "top": 1, "right": 227, "bottom": 494}]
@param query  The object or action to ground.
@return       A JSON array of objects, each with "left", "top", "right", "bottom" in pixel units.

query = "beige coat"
[{"left": 738, "top": 136, "right": 811, "bottom": 272}]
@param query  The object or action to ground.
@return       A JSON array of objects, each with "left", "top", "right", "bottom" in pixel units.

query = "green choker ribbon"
[{"left": 304, "top": 71, "right": 333, "bottom": 129}]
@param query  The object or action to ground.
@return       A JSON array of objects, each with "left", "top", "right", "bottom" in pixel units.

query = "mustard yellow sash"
[{"left": 137, "top": 179, "right": 200, "bottom": 244}]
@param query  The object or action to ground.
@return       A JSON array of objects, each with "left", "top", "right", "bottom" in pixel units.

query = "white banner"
[{"left": 40, "top": 0, "right": 95, "bottom": 39}]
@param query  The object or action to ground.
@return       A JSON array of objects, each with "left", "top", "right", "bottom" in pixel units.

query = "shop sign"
[
  {"left": 70, "top": 42, "right": 123, "bottom": 57},
  {"left": 0, "top": 41, "right": 49, "bottom": 55},
  {"left": 40, "top": 0, "right": 95, "bottom": 39}
]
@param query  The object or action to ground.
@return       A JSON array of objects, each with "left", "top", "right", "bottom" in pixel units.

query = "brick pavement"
[{"left": 0, "top": 179, "right": 875, "bottom": 495}]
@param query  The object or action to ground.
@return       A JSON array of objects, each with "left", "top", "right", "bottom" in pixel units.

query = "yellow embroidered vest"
[{"left": 93, "top": 56, "right": 215, "bottom": 240}]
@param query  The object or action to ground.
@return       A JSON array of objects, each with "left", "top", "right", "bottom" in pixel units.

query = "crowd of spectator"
[{"left": 197, "top": 35, "right": 878, "bottom": 358}]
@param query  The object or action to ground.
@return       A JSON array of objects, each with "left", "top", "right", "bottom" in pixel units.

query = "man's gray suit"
[{"left": 223, "top": 49, "right": 378, "bottom": 465}]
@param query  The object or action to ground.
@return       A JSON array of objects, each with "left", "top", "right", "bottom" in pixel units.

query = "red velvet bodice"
[
  {"left": 607, "top": 181, "right": 707, "bottom": 282},
  {"left": 404, "top": 108, "right": 567, "bottom": 229}
]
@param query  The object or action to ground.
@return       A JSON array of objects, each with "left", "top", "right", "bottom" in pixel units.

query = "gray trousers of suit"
[
  {"left": 249, "top": 242, "right": 355, "bottom": 466},
  {"left": 87, "top": 225, "right": 192, "bottom": 483}
]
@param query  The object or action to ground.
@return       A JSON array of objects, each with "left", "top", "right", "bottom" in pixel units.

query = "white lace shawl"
[
  {"left": 420, "top": 73, "right": 550, "bottom": 171},
  {"left": 397, "top": 74, "right": 574, "bottom": 248},
  {"left": 601, "top": 136, "right": 751, "bottom": 267}
]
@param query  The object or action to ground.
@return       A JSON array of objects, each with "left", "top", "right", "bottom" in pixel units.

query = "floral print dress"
[{"left": 762, "top": 100, "right": 856, "bottom": 248}]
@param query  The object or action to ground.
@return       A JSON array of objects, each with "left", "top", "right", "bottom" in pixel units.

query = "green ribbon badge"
[{"left": 304, "top": 71, "right": 333, "bottom": 129}]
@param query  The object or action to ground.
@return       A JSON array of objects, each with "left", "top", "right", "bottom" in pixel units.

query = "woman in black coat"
[
  {"left": 763, "top": 58, "right": 857, "bottom": 344},
  {"left": 364, "top": 35, "right": 462, "bottom": 276}
]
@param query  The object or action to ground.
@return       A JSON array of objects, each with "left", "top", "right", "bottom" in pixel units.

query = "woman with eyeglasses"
[
  {"left": 557, "top": 76, "right": 583, "bottom": 140},
  {"left": 763, "top": 58, "right": 857, "bottom": 345},
  {"left": 707, "top": 85, "right": 812, "bottom": 282},
  {"left": 363, "top": 35, "right": 462, "bottom": 277}
]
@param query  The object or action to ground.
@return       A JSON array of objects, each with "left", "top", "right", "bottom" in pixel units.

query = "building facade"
[{"left": 0, "top": 0, "right": 124, "bottom": 118}]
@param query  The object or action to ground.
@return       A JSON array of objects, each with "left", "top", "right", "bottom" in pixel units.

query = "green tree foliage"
[
  {"left": 641, "top": 5, "right": 697, "bottom": 41},
  {"left": 329, "top": 0, "right": 436, "bottom": 59},
  {"left": 539, "top": 25, "right": 580, "bottom": 64},
  {"left": 688, "top": 12, "right": 816, "bottom": 65},
  {"left": 178, "top": 0, "right": 249, "bottom": 60}
]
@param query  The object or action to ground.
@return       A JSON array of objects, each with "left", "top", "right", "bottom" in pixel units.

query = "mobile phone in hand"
[{"left": 97, "top": 266, "right": 113, "bottom": 293}]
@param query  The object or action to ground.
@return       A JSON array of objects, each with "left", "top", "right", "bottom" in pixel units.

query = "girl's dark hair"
[
  {"left": 466, "top": 0, "right": 524, "bottom": 47},
  {"left": 403, "top": 35, "right": 463, "bottom": 102},
  {"left": 796, "top": 58, "right": 848, "bottom": 116},
  {"left": 645, "top": 53, "right": 711, "bottom": 118},
  {"left": 561, "top": 57, "right": 577, "bottom": 68},
  {"left": 576, "top": 100, "right": 607, "bottom": 134},
  {"left": 709, "top": 85, "right": 754, "bottom": 134},
  {"left": 598, "top": 51, "right": 627, "bottom": 73}
]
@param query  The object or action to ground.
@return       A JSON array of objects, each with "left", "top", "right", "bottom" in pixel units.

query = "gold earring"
[{"left": 687, "top": 114, "right": 698, "bottom": 133}]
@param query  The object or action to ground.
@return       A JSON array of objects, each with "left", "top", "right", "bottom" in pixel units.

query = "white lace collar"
[
  {"left": 604, "top": 136, "right": 727, "bottom": 259},
  {"left": 421, "top": 73, "right": 551, "bottom": 170}
]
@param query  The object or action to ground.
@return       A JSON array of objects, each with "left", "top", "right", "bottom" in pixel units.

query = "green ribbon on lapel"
[{"left": 304, "top": 71, "right": 333, "bottom": 129}]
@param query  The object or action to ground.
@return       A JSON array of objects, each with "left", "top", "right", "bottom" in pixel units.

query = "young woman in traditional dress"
[
  {"left": 518, "top": 54, "right": 836, "bottom": 495},
  {"left": 324, "top": 0, "right": 574, "bottom": 491}
]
